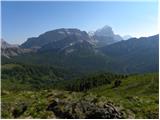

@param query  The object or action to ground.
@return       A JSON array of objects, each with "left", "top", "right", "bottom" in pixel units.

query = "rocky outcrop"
[{"left": 47, "top": 93, "right": 125, "bottom": 119}]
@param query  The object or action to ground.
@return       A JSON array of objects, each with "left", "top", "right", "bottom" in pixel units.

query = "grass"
[
  {"left": 1, "top": 71, "right": 159, "bottom": 119},
  {"left": 1, "top": 90, "right": 84, "bottom": 119},
  {"left": 1, "top": 64, "right": 23, "bottom": 70},
  {"left": 88, "top": 72, "right": 159, "bottom": 118}
]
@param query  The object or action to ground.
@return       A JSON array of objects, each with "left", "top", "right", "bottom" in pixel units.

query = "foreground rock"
[{"left": 47, "top": 93, "right": 125, "bottom": 119}]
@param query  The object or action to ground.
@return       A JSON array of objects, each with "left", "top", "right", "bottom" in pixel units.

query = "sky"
[{"left": 1, "top": 1, "right": 158, "bottom": 44}]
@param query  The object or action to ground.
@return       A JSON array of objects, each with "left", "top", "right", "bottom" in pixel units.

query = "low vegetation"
[
  {"left": 89, "top": 73, "right": 159, "bottom": 118},
  {"left": 1, "top": 63, "right": 159, "bottom": 118}
]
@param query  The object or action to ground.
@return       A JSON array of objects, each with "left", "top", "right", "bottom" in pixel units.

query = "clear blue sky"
[{"left": 2, "top": 1, "right": 158, "bottom": 44}]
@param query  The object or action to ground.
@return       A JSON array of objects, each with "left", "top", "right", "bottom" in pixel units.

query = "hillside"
[
  {"left": 100, "top": 35, "right": 159, "bottom": 73},
  {"left": 1, "top": 71, "right": 158, "bottom": 119},
  {"left": 89, "top": 73, "right": 159, "bottom": 118},
  {"left": 1, "top": 63, "right": 78, "bottom": 91}
]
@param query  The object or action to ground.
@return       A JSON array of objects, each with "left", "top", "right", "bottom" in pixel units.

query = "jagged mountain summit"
[
  {"left": 89, "top": 25, "right": 123, "bottom": 47},
  {"left": 94, "top": 25, "right": 115, "bottom": 37}
]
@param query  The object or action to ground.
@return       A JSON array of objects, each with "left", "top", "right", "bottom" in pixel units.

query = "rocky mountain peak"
[
  {"left": 95, "top": 25, "right": 114, "bottom": 37},
  {"left": 1, "top": 39, "right": 19, "bottom": 49},
  {"left": 89, "top": 25, "right": 123, "bottom": 47}
]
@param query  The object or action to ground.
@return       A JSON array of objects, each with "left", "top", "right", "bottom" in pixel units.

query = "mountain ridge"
[{"left": 1, "top": 27, "right": 158, "bottom": 74}]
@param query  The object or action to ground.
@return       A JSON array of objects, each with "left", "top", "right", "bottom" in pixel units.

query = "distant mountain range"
[
  {"left": 1, "top": 39, "right": 35, "bottom": 58},
  {"left": 1, "top": 25, "right": 158, "bottom": 74}
]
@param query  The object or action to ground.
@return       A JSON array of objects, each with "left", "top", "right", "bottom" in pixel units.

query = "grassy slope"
[
  {"left": 1, "top": 63, "right": 159, "bottom": 119},
  {"left": 88, "top": 73, "right": 159, "bottom": 118},
  {"left": 1, "top": 90, "right": 83, "bottom": 118}
]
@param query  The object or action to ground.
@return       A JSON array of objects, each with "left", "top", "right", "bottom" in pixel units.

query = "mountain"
[
  {"left": 9, "top": 46, "right": 107, "bottom": 74},
  {"left": 21, "top": 28, "right": 92, "bottom": 49},
  {"left": 123, "top": 35, "right": 132, "bottom": 40},
  {"left": 90, "top": 25, "right": 123, "bottom": 47},
  {"left": 100, "top": 34, "right": 159, "bottom": 73},
  {"left": 16, "top": 28, "right": 108, "bottom": 73},
  {"left": 1, "top": 39, "right": 35, "bottom": 58},
  {"left": 1, "top": 39, "right": 21, "bottom": 58},
  {"left": 38, "top": 33, "right": 94, "bottom": 53},
  {"left": 2, "top": 27, "right": 158, "bottom": 74},
  {"left": 1, "top": 39, "right": 18, "bottom": 49}
]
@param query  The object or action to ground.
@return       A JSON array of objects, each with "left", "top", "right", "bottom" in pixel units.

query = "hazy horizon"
[{"left": 2, "top": 1, "right": 158, "bottom": 44}]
